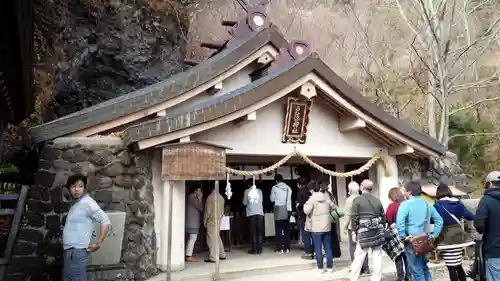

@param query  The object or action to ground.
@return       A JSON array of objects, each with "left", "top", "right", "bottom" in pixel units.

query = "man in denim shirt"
[
  {"left": 63, "top": 174, "right": 110, "bottom": 281},
  {"left": 396, "top": 181, "right": 443, "bottom": 281}
]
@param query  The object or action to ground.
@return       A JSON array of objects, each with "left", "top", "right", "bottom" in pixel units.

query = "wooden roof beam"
[
  {"left": 222, "top": 20, "right": 237, "bottom": 27},
  {"left": 389, "top": 145, "right": 415, "bottom": 156},
  {"left": 184, "top": 59, "right": 199, "bottom": 66},
  {"left": 339, "top": 116, "right": 366, "bottom": 132},
  {"left": 234, "top": 111, "right": 257, "bottom": 126},
  {"left": 207, "top": 81, "right": 223, "bottom": 95},
  {"left": 201, "top": 41, "right": 225, "bottom": 50}
]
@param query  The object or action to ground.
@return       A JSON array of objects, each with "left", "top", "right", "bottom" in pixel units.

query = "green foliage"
[
  {"left": 178, "top": 0, "right": 193, "bottom": 6},
  {"left": 448, "top": 114, "right": 496, "bottom": 182},
  {"left": 0, "top": 164, "right": 19, "bottom": 175}
]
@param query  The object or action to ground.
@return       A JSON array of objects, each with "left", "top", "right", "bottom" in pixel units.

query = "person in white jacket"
[{"left": 270, "top": 174, "right": 292, "bottom": 253}]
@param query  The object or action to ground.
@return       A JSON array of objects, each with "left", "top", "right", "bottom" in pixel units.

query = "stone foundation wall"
[
  {"left": 9, "top": 137, "right": 156, "bottom": 281},
  {"left": 397, "top": 152, "right": 469, "bottom": 190}
]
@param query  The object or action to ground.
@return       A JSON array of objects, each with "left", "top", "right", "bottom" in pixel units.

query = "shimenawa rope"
[{"left": 225, "top": 149, "right": 390, "bottom": 178}]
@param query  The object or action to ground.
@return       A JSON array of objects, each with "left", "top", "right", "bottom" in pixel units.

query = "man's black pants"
[{"left": 248, "top": 215, "right": 264, "bottom": 253}]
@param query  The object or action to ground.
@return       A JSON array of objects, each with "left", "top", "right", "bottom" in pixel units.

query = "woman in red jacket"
[{"left": 385, "top": 188, "right": 410, "bottom": 281}]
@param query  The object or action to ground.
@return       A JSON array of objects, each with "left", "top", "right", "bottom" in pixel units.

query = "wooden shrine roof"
[{"left": 122, "top": 52, "right": 446, "bottom": 157}]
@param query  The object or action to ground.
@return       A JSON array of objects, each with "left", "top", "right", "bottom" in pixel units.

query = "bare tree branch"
[
  {"left": 449, "top": 73, "right": 500, "bottom": 94},
  {"left": 449, "top": 96, "right": 500, "bottom": 116},
  {"left": 449, "top": 132, "right": 500, "bottom": 142},
  {"left": 395, "top": 0, "right": 426, "bottom": 46}
]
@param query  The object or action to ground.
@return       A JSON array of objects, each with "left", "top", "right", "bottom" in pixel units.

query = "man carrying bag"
[{"left": 396, "top": 181, "right": 444, "bottom": 281}]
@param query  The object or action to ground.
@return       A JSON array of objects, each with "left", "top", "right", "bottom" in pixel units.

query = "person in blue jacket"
[
  {"left": 474, "top": 171, "right": 500, "bottom": 281},
  {"left": 434, "top": 183, "right": 475, "bottom": 281},
  {"left": 396, "top": 181, "right": 443, "bottom": 281}
]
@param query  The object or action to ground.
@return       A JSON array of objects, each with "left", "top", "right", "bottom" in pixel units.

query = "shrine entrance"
[{"left": 155, "top": 138, "right": 389, "bottom": 281}]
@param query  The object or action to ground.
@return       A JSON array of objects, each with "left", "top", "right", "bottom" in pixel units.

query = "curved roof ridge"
[{"left": 121, "top": 54, "right": 445, "bottom": 156}]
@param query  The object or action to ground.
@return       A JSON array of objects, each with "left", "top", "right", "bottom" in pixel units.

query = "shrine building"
[{"left": 23, "top": 8, "right": 445, "bottom": 281}]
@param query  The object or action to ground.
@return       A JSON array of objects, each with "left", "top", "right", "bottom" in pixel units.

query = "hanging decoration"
[
  {"left": 225, "top": 173, "right": 232, "bottom": 199},
  {"left": 225, "top": 148, "right": 391, "bottom": 177},
  {"left": 328, "top": 176, "right": 332, "bottom": 193},
  {"left": 247, "top": 176, "right": 259, "bottom": 204}
]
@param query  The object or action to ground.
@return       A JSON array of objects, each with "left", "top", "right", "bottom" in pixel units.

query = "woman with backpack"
[{"left": 434, "top": 183, "right": 475, "bottom": 281}]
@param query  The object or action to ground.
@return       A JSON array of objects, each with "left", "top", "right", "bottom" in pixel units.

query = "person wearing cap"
[
  {"left": 474, "top": 171, "right": 500, "bottom": 281},
  {"left": 344, "top": 181, "right": 370, "bottom": 275}
]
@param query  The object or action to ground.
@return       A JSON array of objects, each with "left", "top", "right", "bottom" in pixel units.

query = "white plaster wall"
[
  {"left": 152, "top": 151, "right": 187, "bottom": 272},
  {"left": 192, "top": 98, "right": 383, "bottom": 158},
  {"left": 377, "top": 154, "right": 399, "bottom": 210},
  {"left": 156, "top": 180, "right": 186, "bottom": 272}
]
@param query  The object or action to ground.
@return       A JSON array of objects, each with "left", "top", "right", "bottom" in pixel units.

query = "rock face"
[
  {"left": 398, "top": 152, "right": 470, "bottom": 192},
  {"left": 9, "top": 137, "right": 156, "bottom": 281},
  {"left": 35, "top": 0, "right": 186, "bottom": 119}
]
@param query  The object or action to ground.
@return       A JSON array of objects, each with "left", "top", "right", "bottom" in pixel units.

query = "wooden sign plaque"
[
  {"left": 161, "top": 141, "right": 228, "bottom": 180},
  {"left": 282, "top": 97, "right": 313, "bottom": 144}
]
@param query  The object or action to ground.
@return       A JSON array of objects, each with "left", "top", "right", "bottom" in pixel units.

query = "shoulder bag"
[
  {"left": 274, "top": 187, "right": 290, "bottom": 221},
  {"left": 441, "top": 205, "right": 464, "bottom": 230},
  {"left": 364, "top": 197, "right": 391, "bottom": 240},
  {"left": 409, "top": 202, "right": 435, "bottom": 256}
]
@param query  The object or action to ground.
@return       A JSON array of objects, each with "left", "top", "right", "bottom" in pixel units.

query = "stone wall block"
[
  {"left": 107, "top": 203, "right": 127, "bottom": 212},
  {"left": 36, "top": 242, "right": 63, "bottom": 257},
  {"left": 40, "top": 146, "right": 61, "bottom": 161},
  {"left": 111, "top": 188, "right": 132, "bottom": 203},
  {"left": 13, "top": 240, "right": 38, "bottom": 255},
  {"left": 52, "top": 171, "right": 72, "bottom": 189},
  {"left": 45, "top": 215, "right": 61, "bottom": 232},
  {"left": 89, "top": 150, "right": 114, "bottom": 166},
  {"left": 118, "top": 150, "right": 131, "bottom": 166},
  {"left": 62, "top": 147, "right": 88, "bottom": 163},
  {"left": 26, "top": 199, "right": 53, "bottom": 213},
  {"left": 71, "top": 162, "right": 96, "bottom": 176},
  {"left": 397, "top": 152, "right": 470, "bottom": 193},
  {"left": 113, "top": 175, "right": 135, "bottom": 188},
  {"left": 50, "top": 187, "right": 64, "bottom": 203},
  {"left": 133, "top": 175, "right": 147, "bottom": 189},
  {"left": 53, "top": 202, "right": 70, "bottom": 213},
  {"left": 51, "top": 141, "right": 80, "bottom": 151},
  {"left": 52, "top": 159, "right": 74, "bottom": 171},
  {"left": 34, "top": 170, "right": 57, "bottom": 187},
  {"left": 27, "top": 186, "right": 50, "bottom": 201},
  {"left": 18, "top": 228, "right": 45, "bottom": 244},
  {"left": 7, "top": 256, "right": 46, "bottom": 274},
  {"left": 23, "top": 212, "right": 45, "bottom": 227},
  {"left": 100, "top": 161, "right": 125, "bottom": 177},
  {"left": 38, "top": 160, "right": 53, "bottom": 170},
  {"left": 92, "top": 189, "right": 113, "bottom": 203},
  {"left": 87, "top": 175, "right": 113, "bottom": 191}
]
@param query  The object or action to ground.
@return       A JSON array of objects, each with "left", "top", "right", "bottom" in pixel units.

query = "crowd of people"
[
  {"left": 60, "top": 170, "right": 500, "bottom": 281},
  {"left": 294, "top": 171, "right": 500, "bottom": 281}
]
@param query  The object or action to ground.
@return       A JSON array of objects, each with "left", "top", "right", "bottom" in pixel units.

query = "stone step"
[{"left": 175, "top": 259, "right": 352, "bottom": 281}]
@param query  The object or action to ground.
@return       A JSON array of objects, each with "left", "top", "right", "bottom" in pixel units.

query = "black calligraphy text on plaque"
[{"left": 282, "top": 97, "right": 312, "bottom": 144}]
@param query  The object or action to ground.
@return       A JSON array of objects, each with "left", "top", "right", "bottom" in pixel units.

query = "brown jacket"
[{"left": 203, "top": 190, "right": 225, "bottom": 228}]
